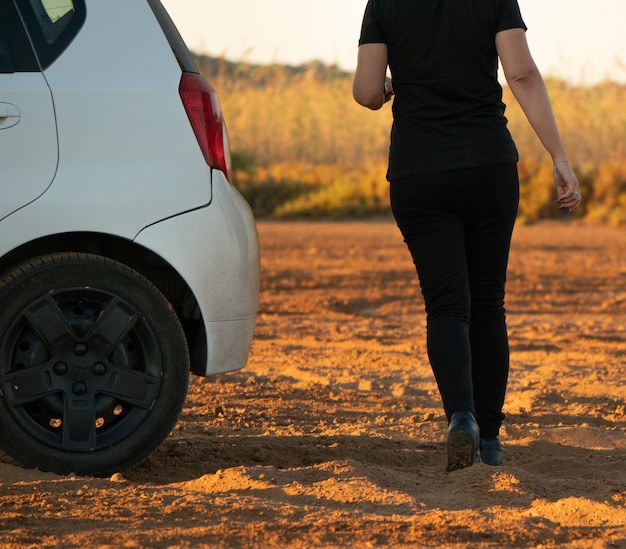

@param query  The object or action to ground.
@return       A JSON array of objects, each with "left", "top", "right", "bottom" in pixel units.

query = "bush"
[{"left": 198, "top": 55, "right": 626, "bottom": 223}]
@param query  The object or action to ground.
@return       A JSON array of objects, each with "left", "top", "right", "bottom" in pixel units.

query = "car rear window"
[{"left": 15, "top": 0, "right": 85, "bottom": 69}]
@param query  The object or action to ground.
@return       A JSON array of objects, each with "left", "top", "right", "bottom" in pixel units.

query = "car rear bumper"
[{"left": 134, "top": 170, "right": 260, "bottom": 376}]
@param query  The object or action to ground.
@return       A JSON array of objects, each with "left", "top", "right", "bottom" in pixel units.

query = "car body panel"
[
  {"left": 135, "top": 171, "right": 260, "bottom": 375},
  {"left": 0, "top": 72, "right": 58, "bottom": 220},
  {"left": 38, "top": 1, "right": 211, "bottom": 236}
]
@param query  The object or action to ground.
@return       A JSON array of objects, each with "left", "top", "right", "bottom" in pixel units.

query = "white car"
[{"left": 0, "top": 0, "right": 259, "bottom": 476}]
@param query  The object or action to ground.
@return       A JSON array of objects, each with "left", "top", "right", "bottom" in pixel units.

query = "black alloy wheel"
[{"left": 0, "top": 253, "right": 189, "bottom": 476}]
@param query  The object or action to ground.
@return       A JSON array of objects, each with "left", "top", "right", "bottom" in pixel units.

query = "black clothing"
[
  {"left": 358, "top": 0, "right": 528, "bottom": 442},
  {"left": 390, "top": 164, "right": 519, "bottom": 438},
  {"left": 359, "top": 0, "right": 527, "bottom": 179}
]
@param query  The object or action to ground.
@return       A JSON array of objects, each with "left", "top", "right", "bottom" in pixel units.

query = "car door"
[{"left": 0, "top": 0, "right": 58, "bottom": 221}]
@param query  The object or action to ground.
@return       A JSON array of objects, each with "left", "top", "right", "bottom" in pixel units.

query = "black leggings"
[{"left": 390, "top": 164, "right": 519, "bottom": 438}]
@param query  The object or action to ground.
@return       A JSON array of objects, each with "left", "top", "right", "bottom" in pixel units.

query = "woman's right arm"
[
  {"left": 353, "top": 43, "right": 392, "bottom": 110},
  {"left": 496, "top": 28, "right": 581, "bottom": 212}
]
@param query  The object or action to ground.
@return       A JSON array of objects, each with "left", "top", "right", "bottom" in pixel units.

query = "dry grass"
[{"left": 200, "top": 57, "right": 626, "bottom": 223}]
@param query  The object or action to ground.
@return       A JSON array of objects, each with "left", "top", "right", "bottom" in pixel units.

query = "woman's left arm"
[{"left": 353, "top": 43, "right": 393, "bottom": 110}]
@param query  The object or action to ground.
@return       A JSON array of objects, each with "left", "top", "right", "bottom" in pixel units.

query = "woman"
[{"left": 353, "top": 0, "right": 581, "bottom": 472}]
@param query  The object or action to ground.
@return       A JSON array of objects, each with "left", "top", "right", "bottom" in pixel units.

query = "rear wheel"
[{"left": 0, "top": 253, "right": 189, "bottom": 476}]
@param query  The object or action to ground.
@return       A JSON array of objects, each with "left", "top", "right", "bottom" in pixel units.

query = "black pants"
[{"left": 390, "top": 164, "right": 519, "bottom": 438}]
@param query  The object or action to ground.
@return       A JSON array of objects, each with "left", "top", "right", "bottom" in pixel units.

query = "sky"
[{"left": 160, "top": 0, "right": 626, "bottom": 85}]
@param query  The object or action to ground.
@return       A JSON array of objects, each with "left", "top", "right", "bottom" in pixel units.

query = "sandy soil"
[{"left": 0, "top": 220, "right": 625, "bottom": 548}]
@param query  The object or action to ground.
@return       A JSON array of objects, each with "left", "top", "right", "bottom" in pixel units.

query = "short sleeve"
[
  {"left": 497, "top": 0, "right": 527, "bottom": 33},
  {"left": 358, "top": 0, "right": 386, "bottom": 45}
]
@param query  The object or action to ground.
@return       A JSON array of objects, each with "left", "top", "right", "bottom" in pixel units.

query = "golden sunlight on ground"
[{"left": 0, "top": 221, "right": 624, "bottom": 547}]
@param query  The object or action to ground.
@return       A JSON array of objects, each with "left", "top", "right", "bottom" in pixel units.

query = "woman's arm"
[
  {"left": 353, "top": 43, "right": 393, "bottom": 110},
  {"left": 496, "top": 28, "right": 581, "bottom": 212},
  {"left": 496, "top": 28, "right": 565, "bottom": 161}
]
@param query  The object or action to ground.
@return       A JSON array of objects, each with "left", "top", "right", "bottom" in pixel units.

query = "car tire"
[{"left": 0, "top": 253, "right": 189, "bottom": 476}]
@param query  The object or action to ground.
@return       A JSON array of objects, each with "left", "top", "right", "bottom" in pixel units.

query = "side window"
[
  {"left": 0, "top": 0, "right": 15, "bottom": 72},
  {"left": 0, "top": 0, "right": 39, "bottom": 72},
  {"left": 15, "top": 0, "right": 85, "bottom": 69},
  {"left": 0, "top": 28, "right": 12, "bottom": 73},
  {"left": 28, "top": 0, "right": 76, "bottom": 44}
]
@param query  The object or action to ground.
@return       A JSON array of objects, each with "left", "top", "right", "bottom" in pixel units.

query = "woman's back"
[{"left": 359, "top": 0, "right": 527, "bottom": 177}]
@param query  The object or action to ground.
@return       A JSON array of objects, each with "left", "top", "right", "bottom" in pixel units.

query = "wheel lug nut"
[
  {"left": 53, "top": 362, "right": 68, "bottom": 375},
  {"left": 92, "top": 362, "right": 106, "bottom": 375},
  {"left": 74, "top": 343, "right": 88, "bottom": 356},
  {"left": 72, "top": 382, "right": 87, "bottom": 395}
]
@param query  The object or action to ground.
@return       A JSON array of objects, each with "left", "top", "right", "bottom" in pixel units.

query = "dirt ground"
[{"left": 0, "top": 220, "right": 625, "bottom": 548}]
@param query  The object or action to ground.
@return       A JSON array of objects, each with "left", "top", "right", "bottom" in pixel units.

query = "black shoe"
[
  {"left": 479, "top": 437, "right": 504, "bottom": 466},
  {"left": 446, "top": 411, "right": 480, "bottom": 472}
]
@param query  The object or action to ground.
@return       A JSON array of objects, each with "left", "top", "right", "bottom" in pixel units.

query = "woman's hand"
[{"left": 553, "top": 161, "right": 582, "bottom": 214}]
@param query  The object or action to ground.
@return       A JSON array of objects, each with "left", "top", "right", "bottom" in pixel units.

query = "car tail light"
[{"left": 179, "top": 72, "right": 232, "bottom": 182}]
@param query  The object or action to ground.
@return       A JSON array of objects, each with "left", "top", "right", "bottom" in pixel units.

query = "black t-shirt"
[{"left": 359, "top": 0, "right": 527, "bottom": 179}]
